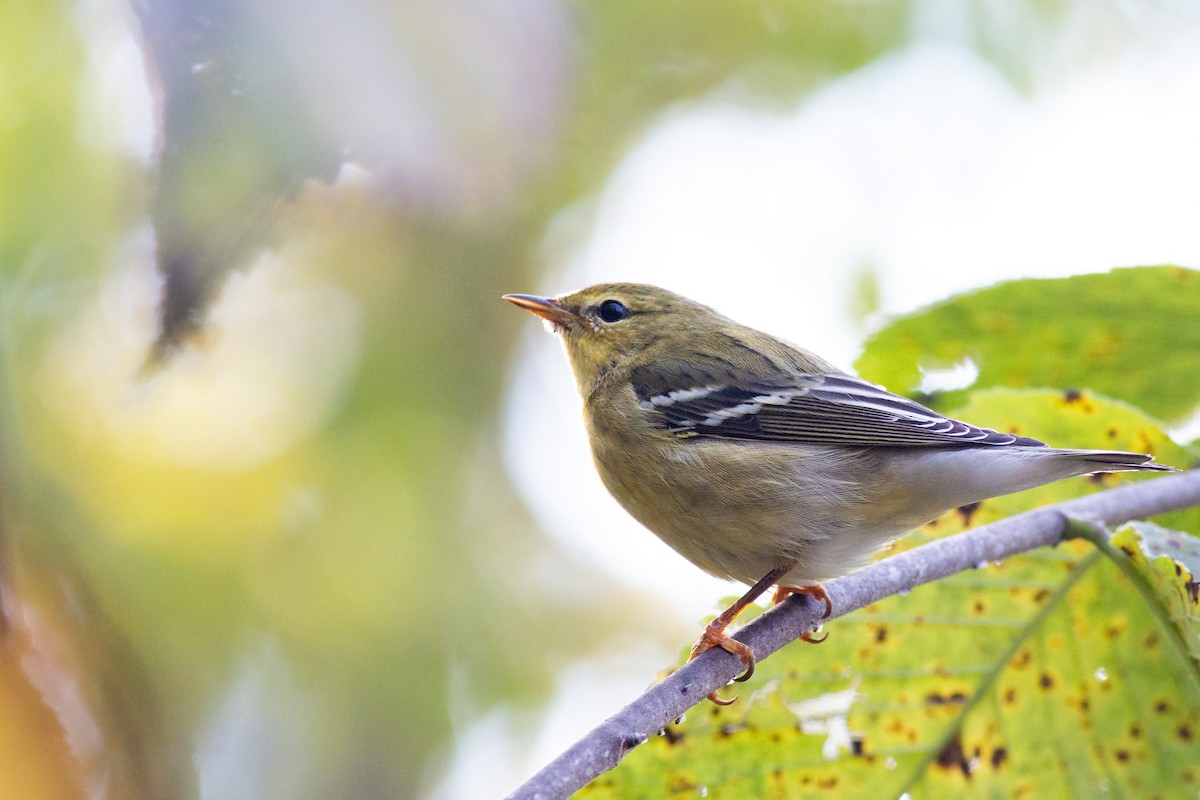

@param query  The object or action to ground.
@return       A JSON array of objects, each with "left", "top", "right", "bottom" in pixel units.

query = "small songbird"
[{"left": 505, "top": 283, "right": 1173, "bottom": 702}]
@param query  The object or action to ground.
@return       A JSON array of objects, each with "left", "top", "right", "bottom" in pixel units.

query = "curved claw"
[
  {"left": 707, "top": 690, "right": 737, "bottom": 706},
  {"left": 815, "top": 589, "right": 833, "bottom": 619},
  {"left": 732, "top": 657, "right": 756, "bottom": 683},
  {"left": 800, "top": 629, "right": 829, "bottom": 644}
]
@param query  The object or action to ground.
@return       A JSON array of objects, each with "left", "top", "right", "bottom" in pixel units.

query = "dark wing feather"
[{"left": 630, "top": 364, "right": 1046, "bottom": 449}]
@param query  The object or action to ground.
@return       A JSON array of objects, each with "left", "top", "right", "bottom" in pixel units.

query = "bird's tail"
[
  {"left": 881, "top": 446, "right": 1178, "bottom": 527},
  {"left": 1054, "top": 449, "right": 1178, "bottom": 473}
]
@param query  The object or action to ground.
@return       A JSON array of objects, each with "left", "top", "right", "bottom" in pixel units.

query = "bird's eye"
[{"left": 597, "top": 299, "right": 629, "bottom": 323}]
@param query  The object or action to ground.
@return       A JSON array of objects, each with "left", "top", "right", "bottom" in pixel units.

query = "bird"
[{"left": 504, "top": 283, "right": 1174, "bottom": 703}]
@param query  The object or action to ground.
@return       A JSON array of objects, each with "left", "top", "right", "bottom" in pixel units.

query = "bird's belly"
[{"left": 591, "top": 437, "right": 899, "bottom": 586}]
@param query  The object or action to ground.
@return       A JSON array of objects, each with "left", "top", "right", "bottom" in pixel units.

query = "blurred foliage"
[
  {"left": 585, "top": 348, "right": 1200, "bottom": 797},
  {"left": 7, "top": 0, "right": 932, "bottom": 795},
  {"left": 0, "top": 4, "right": 126, "bottom": 277},
  {"left": 856, "top": 266, "right": 1200, "bottom": 425},
  {"left": 556, "top": 0, "right": 913, "bottom": 192},
  {"left": 135, "top": 0, "right": 341, "bottom": 352}
]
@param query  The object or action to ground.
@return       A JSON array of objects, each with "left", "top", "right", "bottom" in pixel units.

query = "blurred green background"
[{"left": 2, "top": 1, "right": 1199, "bottom": 798}]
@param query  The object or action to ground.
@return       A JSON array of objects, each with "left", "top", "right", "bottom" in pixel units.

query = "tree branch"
[{"left": 506, "top": 470, "right": 1200, "bottom": 800}]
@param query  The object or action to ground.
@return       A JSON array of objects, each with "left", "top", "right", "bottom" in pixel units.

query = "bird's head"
[{"left": 504, "top": 283, "right": 719, "bottom": 395}]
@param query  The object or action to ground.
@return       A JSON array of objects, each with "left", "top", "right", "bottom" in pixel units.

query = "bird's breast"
[{"left": 584, "top": 399, "right": 894, "bottom": 583}]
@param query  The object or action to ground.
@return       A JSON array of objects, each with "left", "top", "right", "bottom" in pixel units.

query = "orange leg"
[
  {"left": 688, "top": 565, "right": 789, "bottom": 705},
  {"left": 772, "top": 583, "right": 832, "bottom": 643}
]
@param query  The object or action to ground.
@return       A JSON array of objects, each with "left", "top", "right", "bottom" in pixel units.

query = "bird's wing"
[{"left": 629, "top": 363, "right": 1046, "bottom": 448}]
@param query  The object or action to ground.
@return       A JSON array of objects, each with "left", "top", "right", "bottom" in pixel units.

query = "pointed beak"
[{"left": 503, "top": 293, "right": 578, "bottom": 328}]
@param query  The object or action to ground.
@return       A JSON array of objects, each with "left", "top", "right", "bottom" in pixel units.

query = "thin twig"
[{"left": 506, "top": 470, "right": 1200, "bottom": 800}]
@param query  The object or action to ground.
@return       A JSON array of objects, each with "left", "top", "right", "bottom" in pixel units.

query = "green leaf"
[
  {"left": 855, "top": 266, "right": 1200, "bottom": 424},
  {"left": 582, "top": 391, "right": 1200, "bottom": 798},
  {"left": 1109, "top": 522, "right": 1200, "bottom": 663}
]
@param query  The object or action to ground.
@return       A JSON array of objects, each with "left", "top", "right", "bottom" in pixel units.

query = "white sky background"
[{"left": 481, "top": 21, "right": 1200, "bottom": 800}]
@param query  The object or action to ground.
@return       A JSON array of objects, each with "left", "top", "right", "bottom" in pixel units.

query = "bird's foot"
[
  {"left": 771, "top": 583, "right": 833, "bottom": 618},
  {"left": 772, "top": 583, "right": 832, "bottom": 644},
  {"left": 688, "top": 623, "right": 756, "bottom": 706},
  {"left": 685, "top": 565, "right": 790, "bottom": 706}
]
